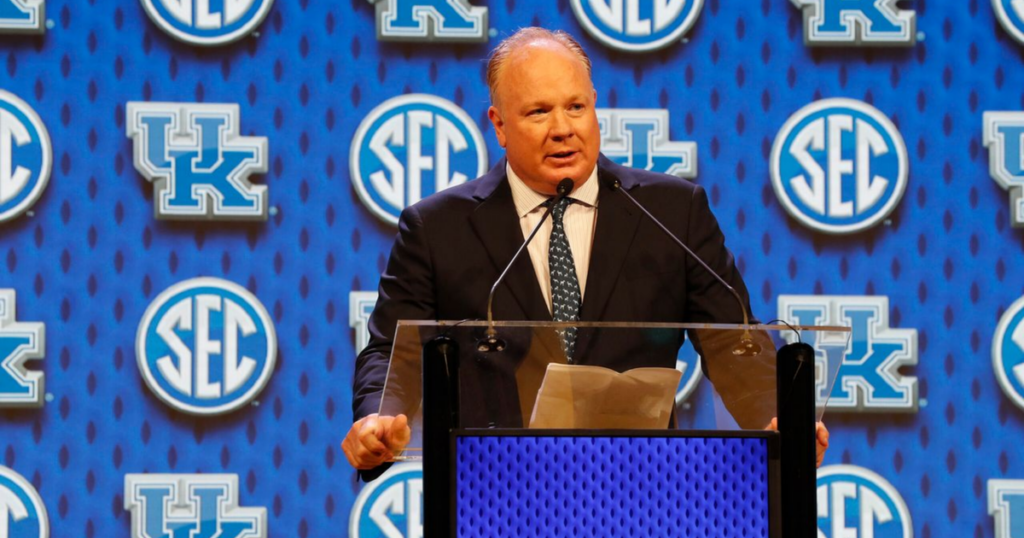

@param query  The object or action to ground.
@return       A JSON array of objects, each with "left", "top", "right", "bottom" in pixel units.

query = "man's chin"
[{"left": 542, "top": 164, "right": 594, "bottom": 186}]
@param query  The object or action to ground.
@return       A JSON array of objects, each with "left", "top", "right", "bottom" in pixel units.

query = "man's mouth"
[{"left": 549, "top": 151, "right": 577, "bottom": 159}]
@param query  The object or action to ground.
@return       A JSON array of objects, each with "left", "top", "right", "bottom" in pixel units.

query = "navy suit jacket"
[{"left": 352, "top": 155, "right": 758, "bottom": 430}]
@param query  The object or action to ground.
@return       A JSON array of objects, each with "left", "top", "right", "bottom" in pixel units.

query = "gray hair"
[{"left": 486, "top": 28, "right": 593, "bottom": 106}]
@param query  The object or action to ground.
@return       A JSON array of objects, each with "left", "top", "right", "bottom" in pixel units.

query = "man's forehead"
[
  {"left": 490, "top": 37, "right": 594, "bottom": 111},
  {"left": 502, "top": 39, "right": 588, "bottom": 78}
]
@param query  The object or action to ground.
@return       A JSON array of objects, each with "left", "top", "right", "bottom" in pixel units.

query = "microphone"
[
  {"left": 479, "top": 177, "right": 575, "bottom": 352},
  {"left": 600, "top": 173, "right": 761, "bottom": 357}
]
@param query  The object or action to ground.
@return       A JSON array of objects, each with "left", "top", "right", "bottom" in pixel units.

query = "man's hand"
[
  {"left": 341, "top": 414, "right": 411, "bottom": 470},
  {"left": 766, "top": 418, "right": 830, "bottom": 468},
  {"left": 814, "top": 422, "right": 829, "bottom": 467}
]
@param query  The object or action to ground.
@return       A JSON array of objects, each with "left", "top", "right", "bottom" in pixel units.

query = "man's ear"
[{"left": 488, "top": 105, "right": 507, "bottom": 148}]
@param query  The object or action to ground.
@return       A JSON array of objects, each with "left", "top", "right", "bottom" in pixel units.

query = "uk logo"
[
  {"left": 0, "top": 289, "right": 45, "bottom": 408},
  {"left": 570, "top": 0, "right": 704, "bottom": 52},
  {"left": 126, "top": 102, "right": 269, "bottom": 221},
  {"left": 989, "top": 480, "right": 1024, "bottom": 538},
  {"left": 0, "top": 90, "right": 51, "bottom": 223},
  {"left": 771, "top": 98, "right": 908, "bottom": 234},
  {"left": 598, "top": 109, "right": 697, "bottom": 178},
  {"left": 351, "top": 94, "right": 487, "bottom": 226},
  {"left": 349, "top": 463, "right": 423, "bottom": 538},
  {"left": 790, "top": 0, "right": 916, "bottom": 46},
  {"left": 983, "top": 112, "right": 1024, "bottom": 228},
  {"left": 0, "top": 465, "right": 48, "bottom": 538},
  {"left": 0, "top": 0, "right": 45, "bottom": 34},
  {"left": 993, "top": 294, "right": 1024, "bottom": 413},
  {"left": 817, "top": 465, "right": 912, "bottom": 538},
  {"left": 779, "top": 295, "right": 918, "bottom": 412},
  {"left": 994, "top": 0, "right": 1024, "bottom": 46},
  {"left": 372, "top": 0, "right": 487, "bottom": 42},
  {"left": 350, "top": 291, "right": 378, "bottom": 356},
  {"left": 136, "top": 277, "right": 277, "bottom": 415},
  {"left": 125, "top": 474, "right": 266, "bottom": 538},
  {"left": 139, "top": 0, "right": 274, "bottom": 46}
]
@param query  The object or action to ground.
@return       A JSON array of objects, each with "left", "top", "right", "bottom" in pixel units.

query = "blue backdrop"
[{"left": 0, "top": 0, "right": 1023, "bottom": 536}]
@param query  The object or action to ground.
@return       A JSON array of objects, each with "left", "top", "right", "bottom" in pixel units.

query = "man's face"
[{"left": 487, "top": 41, "right": 600, "bottom": 195}]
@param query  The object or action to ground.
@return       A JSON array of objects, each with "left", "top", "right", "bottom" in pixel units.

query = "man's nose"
[{"left": 549, "top": 110, "right": 574, "bottom": 140}]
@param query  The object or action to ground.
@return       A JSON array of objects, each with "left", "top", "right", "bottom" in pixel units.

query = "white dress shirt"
[{"left": 506, "top": 163, "right": 599, "bottom": 314}]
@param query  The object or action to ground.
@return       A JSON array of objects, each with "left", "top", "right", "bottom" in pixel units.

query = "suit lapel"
[
  {"left": 578, "top": 163, "right": 642, "bottom": 323},
  {"left": 469, "top": 161, "right": 551, "bottom": 321}
]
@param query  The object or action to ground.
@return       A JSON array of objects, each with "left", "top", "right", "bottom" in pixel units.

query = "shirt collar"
[{"left": 506, "top": 162, "right": 599, "bottom": 218}]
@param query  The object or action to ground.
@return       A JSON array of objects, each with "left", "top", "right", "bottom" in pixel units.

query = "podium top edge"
[{"left": 396, "top": 320, "right": 851, "bottom": 332}]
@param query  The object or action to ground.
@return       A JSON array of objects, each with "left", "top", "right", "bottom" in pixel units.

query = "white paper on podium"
[{"left": 528, "top": 363, "right": 683, "bottom": 429}]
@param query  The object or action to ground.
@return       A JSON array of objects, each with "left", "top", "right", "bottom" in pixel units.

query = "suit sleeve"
[
  {"left": 352, "top": 205, "right": 436, "bottom": 423},
  {"left": 682, "top": 186, "right": 775, "bottom": 429},
  {"left": 682, "top": 184, "right": 753, "bottom": 325}
]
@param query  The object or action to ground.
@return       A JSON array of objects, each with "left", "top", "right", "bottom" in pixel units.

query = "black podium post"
[
  {"left": 422, "top": 335, "right": 457, "bottom": 537},
  {"left": 777, "top": 342, "right": 818, "bottom": 538}
]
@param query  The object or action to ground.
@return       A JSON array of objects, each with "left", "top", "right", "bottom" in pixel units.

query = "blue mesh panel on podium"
[{"left": 454, "top": 435, "right": 770, "bottom": 538}]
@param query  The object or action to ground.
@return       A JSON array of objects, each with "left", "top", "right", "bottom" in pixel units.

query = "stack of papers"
[{"left": 528, "top": 364, "right": 682, "bottom": 429}]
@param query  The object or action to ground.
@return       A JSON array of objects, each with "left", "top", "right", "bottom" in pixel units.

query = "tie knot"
[{"left": 544, "top": 196, "right": 574, "bottom": 222}]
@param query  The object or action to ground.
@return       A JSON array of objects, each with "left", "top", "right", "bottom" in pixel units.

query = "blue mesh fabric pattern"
[
  {"left": 0, "top": 0, "right": 1020, "bottom": 535},
  {"left": 455, "top": 435, "right": 769, "bottom": 537}
]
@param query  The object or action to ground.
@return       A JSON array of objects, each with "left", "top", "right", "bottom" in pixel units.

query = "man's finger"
[
  {"left": 342, "top": 442, "right": 361, "bottom": 469},
  {"left": 385, "top": 414, "right": 411, "bottom": 451},
  {"left": 815, "top": 422, "right": 829, "bottom": 468},
  {"left": 816, "top": 422, "right": 830, "bottom": 446},
  {"left": 354, "top": 443, "right": 391, "bottom": 466},
  {"left": 343, "top": 431, "right": 384, "bottom": 470},
  {"left": 358, "top": 418, "right": 388, "bottom": 454}
]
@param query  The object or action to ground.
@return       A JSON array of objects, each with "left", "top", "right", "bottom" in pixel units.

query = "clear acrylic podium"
[{"left": 377, "top": 320, "right": 852, "bottom": 537}]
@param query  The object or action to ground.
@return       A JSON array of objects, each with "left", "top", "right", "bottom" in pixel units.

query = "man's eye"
[{"left": 529, "top": 109, "right": 545, "bottom": 116}]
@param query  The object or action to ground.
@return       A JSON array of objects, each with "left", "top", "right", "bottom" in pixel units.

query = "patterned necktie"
[{"left": 548, "top": 196, "right": 580, "bottom": 361}]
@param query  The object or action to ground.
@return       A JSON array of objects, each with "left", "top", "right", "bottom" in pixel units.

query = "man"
[{"left": 342, "top": 28, "right": 829, "bottom": 474}]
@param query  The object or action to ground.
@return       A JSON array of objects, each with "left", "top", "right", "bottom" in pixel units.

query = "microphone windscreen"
[
  {"left": 599, "top": 172, "right": 621, "bottom": 191},
  {"left": 557, "top": 178, "right": 575, "bottom": 197}
]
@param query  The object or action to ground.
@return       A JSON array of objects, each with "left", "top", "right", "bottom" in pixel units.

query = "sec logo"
[
  {"left": 140, "top": 0, "right": 274, "bottom": 46},
  {"left": 0, "top": 465, "right": 49, "bottom": 538},
  {"left": 993, "top": 294, "right": 1024, "bottom": 412},
  {"left": 136, "top": 277, "right": 276, "bottom": 415},
  {"left": 0, "top": 90, "right": 51, "bottom": 224},
  {"left": 817, "top": 465, "right": 912, "bottom": 538},
  {"left": 771, "top": 98, "right": 908, "bottom": 234},
  {"left": 351, "top": 94, "right": 487, "bottom": 226},
  {"left": 675, "top": 339, "right": 702, "bottom": 407},
  {"left": 994, "top": 0, "right": 1024, "bottom": 45},
  {"left": 570, "top": 0, "right": 704, "bottom": 52},
  {"left": 349, "top": 463, "right": 423, "bottom": 538}
]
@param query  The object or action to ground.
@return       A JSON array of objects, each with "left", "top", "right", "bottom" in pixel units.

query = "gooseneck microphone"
[
  {"left": 601, "top": 174, "right": 761, "bottom": 356},
  {"left": 479, "top": 177, "right": 575, "bottom": 352}
]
